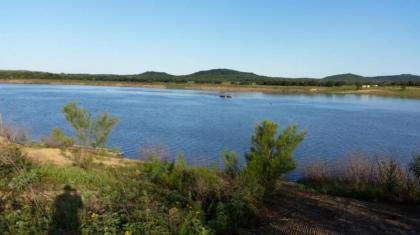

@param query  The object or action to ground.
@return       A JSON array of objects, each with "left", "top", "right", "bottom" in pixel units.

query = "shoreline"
[{"left": 1, "top": 78, "right": 420, "bottom": 99}]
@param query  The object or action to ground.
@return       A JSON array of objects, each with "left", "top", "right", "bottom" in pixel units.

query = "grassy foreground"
[
  {"left": 1, "top": 142, "right": 420, "bottom": 234},
  {"left": 2, "top": 78, "right": 420, "bottom": 99},
  {"left": 1, "top": 114, "right": 309, "bottom": 234}
]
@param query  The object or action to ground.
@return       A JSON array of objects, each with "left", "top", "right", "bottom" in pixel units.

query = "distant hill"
[
  {"left": 182, "top": 69, "right": 268, "bottom": 82},
  {"left": 369, "top": 74, "right": 420, "bottom": 82},
  {"left": 0, "top": 69, "right": 419, "bottom": 85},
  {"left": 323, "top": 73, "right": 420, "bottom": 82},
  {"left": 134, "top": 71, "right": 175, "bottom": 80},
  {"left": 190, "top": 68, "right": 252, "bottom": 76},
  {"left": 323, "top": 73, "right": 365, "bottom": 81}
]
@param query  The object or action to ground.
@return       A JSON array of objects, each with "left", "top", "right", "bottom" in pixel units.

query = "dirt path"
[{"left": 253, "top": 183, "right": 420, "bottom": 234}]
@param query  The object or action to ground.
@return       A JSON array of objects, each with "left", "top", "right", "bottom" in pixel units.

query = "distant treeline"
[{"left": 1, "top": 69, "right": 420, "bottom": 87}]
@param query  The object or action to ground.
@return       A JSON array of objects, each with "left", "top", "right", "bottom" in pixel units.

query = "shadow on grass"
[{"left": 48, "top": 185, "right": 83, "bottom": 235}]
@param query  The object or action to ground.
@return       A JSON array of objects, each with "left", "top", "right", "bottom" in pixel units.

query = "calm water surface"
[{"left": 1, "top": 84, "right": 420, "bottom": 167}]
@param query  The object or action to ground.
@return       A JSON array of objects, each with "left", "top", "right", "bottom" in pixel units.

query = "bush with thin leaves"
[
  {"left": 62, "top": 102, "right": 118, "bottom": 148},
  {"left": 244, "top": 120, "right": 305, "bottom": 195},
  {"left": 0, "top": 145, "right": 41, "bottom": 204},
  {"left": 222, "top": 151, "right": 240, "bottom": 179},
  {"left": 42, "top": 128, "right": 74, "bottom": 148}
]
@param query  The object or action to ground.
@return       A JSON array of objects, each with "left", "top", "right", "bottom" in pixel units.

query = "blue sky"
[{"left": 1, "top": 0, "right": 419, "bottom": 77}]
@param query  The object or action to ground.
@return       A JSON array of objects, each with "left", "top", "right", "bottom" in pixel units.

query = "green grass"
[
  {"left": 0, "top": 147, "right": 259, "bottom": 234},
  {"left": 0, "top": 105, "right": 308, "bottom": 234}
]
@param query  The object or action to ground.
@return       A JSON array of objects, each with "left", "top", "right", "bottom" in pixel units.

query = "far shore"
[{"left": 2, "top": 78, "right": 420, "bottom": 99}]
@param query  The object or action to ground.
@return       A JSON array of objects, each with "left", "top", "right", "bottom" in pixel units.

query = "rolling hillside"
[{"left": 0, "top": 69, "right": 419, "bottom": 85}]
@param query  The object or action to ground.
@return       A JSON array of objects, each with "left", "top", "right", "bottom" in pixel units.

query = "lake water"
[{"left": 1, "top": 84, "right": 420, "bottom": 167}]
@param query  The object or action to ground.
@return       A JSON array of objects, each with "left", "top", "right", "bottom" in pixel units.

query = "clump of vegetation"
[
  {"left": 244, "top": 121, "right": 305, "bottom": 195},
  {"left": 42, "top": 128, "right": 74, "bottom": 148},
  {"left": 62, "top": 102, "right": 118, "bottom": 148},
  {"left": 141, "top": 154, "right": 257, "bottom": 233},
  {"left": 0, "top": 145, "right": 34, "bottom": 189},
  {"left": 59, "top": 102, "right": 119, "bottom": 167},
  {"left": 299, "top": 154, "right": 420, "bottom": 203},
  {"left": 0, "top": 116, "right": 30, "bottom": 144},
  {"left": 0, "top": 144, "right": 42, "bottom": 229},
  {"left": 222, "top": 151, "right": 240, "bottom": 179},
  {"left": 40, "top": 101, "right": 118, "bottom": 151},
  {"left": 0, "top": 111, "right": 305, "bottom": 234},
  {"left": 0, "top": 147, "right": 255, "bottom": 234},
  {"left": 409, "top": 155, "right": 420, "bottom": 181}
]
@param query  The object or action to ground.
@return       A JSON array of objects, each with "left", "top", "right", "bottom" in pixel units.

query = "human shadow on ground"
[{"left": 48, "top": 185, "right": 83, "bottom": 235}]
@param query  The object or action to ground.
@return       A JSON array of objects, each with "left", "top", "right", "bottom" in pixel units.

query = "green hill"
[
  {"left": 323, "top": 73, "right": 420, "bottom": 82},
  {"left": 323, "top": 73, "right": 365, "bottom": 81},
  {"left": 0, "top": 69, "right": 419, "bottom": 85}
]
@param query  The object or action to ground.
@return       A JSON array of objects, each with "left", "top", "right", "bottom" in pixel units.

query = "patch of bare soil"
[
  {"left": 22, "top": 146, "right": 138, "bottom": 167},
  {"left": 253, "top": 182, "right": 420, "bottom": 235},
  {"left": 23, "top": 147, "right": 74, "bottom": 166},
  {"left": 0, "top": 137, "right": 9, "bottom": 145}
]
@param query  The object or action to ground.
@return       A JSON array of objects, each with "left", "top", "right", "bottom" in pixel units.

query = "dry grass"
[
  {"left": 23, "top": 147, "right": 74, "bottom": 166},
  {"left": 22, "top": 146, "right": 137, "bottom": 167},
  {"left": 301, "top": 154, "right": 406, "bottom": 185},
  {"left": 0, "top": 115, "right": 30, "bottom": 144},
  {"left": 299, "top": 154, "right": 420, "bottom": 202}
]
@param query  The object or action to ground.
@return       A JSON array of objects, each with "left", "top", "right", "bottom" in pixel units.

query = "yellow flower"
[
  {"left": 124, "top": 231, "right": 133, "bottom": 235},
  {"left": 91, "top": 213, "right": 98, "bottom": 220}
]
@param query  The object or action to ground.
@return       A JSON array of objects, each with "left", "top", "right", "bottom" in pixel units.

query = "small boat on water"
[{"left": 219, "top": 93, "right": 232, "bottom": 99}]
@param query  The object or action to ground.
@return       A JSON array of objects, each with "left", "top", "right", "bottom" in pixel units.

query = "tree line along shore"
[{"left": 1, "top": 69, "right": 420, "bottom": 99}]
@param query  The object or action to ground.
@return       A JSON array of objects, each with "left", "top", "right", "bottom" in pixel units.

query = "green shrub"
[
  {"left": 222, "top": 151, "right": 239, "bottom": 179},
  {"left": 140, "top": 155, "right": 259, "bottom": 234},
  {"left": 0, "top": 145, "right": 30, "bottom": 177},
  {"left": 0, "top": 146, "right": 38, "bottom": 196},
  {"left": 244, "top": 120, "right": 305, "bottom": 195},
  {"left": 62, "top": 102, "right": 118, "bottom": 148},
  {"left": 145, "top": 155, "right": 226, "bottom": 205},
  {"left": 409, "top": 155, "right": 420, "bottom": 181},
  {"left": 179, "top": 210, "right": 213, "bottom": 235},
  {"left": 0, "top": 146, "right": 47, "bottom": 234},
  {"left": 42, "top": 128, "right": 74, "bottom": 148},
  {"left": 73, "top": 151, "right": 94, "bottom": 169},
  {"left": 0, "top": 205, "right": 50, "bottom": 235}
]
